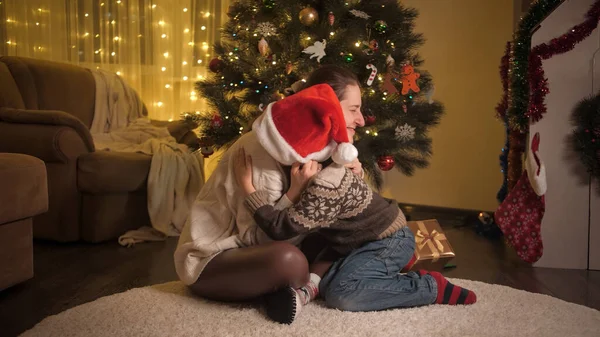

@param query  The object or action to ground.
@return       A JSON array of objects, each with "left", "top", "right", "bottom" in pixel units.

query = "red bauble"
[
  {"left": 365, "top": 115, "right": 376, "bottom": 126},
  {"left": 209, "top": 58, "right": 224, "bottom": 73},
  {"left": 377, "top": 155, "right": 395, "bottom": 171},
  {"left": 328, "top": 12, "right": 335, "bottom": 26},
  {"left": 211, "top": 114, "right": 223, "bottom": 128}
]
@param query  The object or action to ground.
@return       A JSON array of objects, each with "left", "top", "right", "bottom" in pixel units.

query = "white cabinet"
[{"left": 529, "top": 0, "right": 599, "bottom": 270}]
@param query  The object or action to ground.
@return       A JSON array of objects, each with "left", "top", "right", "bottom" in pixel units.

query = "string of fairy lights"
[{"left": 2, "top": 0, "right": 220, "bottom": 121}]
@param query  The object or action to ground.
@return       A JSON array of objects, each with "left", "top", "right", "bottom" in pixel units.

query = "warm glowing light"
[
  {"left": 152, "top": 4, "right": 156, "bottom": 9},
  {"left": 165, "top": 84, "right": 171, "bottom": 88},
  {"left": 197, "top": 60, "right": 202, "bottom": 64},
  {"left": 161, "top": 34, "right": 167, "bottom": 38},
  {"left": 85, "top": 13, "right": 89, "bottom": 17},
  {"left": 183, "top": 8, "right": 188, "bottom": 12},
  {"left": 111, "top": 20, "right": 116, "bottom": 25},
  {"left": 163, "top": 52, "right": 169, "bottom": 58},
  {"left": 157, "top": 102, "right": 163, "bottom": 107},
  {"left": 161, "top": 67, "right": 166, "bottom": 71},
  {"left": 113, "top": 36, "right": 120, "bottom": 41},
  {"left": 111, "top": 52, "right": 116, "bottom": 56},
  {"left": 158, "top": 21, "right": 165, "bottom": 26},
  {"left": 183, "top": 76, "right": 189, "bottom": 80},
  {"left": 182, "top": 61, "right": 187, "bottom": 65},
  {"left": 184, "top": 28, "right": 190, "bottom": 33},
  {"left": 201, "top": 26, "right": 206, "bottom": 30},
  {"left": 116, "top": 71, "right": 121, "bottom": 75}
]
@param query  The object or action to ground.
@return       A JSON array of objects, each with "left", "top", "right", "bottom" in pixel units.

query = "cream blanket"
[{"left": 90, "top": 69, "right": 204, "bottom": 246}]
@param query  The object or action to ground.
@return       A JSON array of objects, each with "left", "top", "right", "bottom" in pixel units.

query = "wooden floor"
[{"left": 1, "top": 209, "right": 599, "bottom": 337}]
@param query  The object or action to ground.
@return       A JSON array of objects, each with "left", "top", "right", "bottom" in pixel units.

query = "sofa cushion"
[
  {"left": 78, "top": 151, "right": 151, "bottom": 193},
  {"left": 0, "top": 153, "right": 48, "bottom": 225}
]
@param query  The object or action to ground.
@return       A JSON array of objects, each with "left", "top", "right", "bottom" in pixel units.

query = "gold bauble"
[{"left": 299, "top": 7, "right": 318, "bottom": 26}]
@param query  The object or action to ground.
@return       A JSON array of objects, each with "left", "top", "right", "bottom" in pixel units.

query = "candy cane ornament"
[{"left": 366, "top": 64, "right": 377, "bottom": 86}]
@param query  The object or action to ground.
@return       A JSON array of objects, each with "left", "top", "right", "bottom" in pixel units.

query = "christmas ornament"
[
  {"left": 209, "top": 58, "right": 223, "bottom": 73},
  {"left": 378, "top": 155, "right": 395, "bottom": 171},
  {"left": 365, "top": 115, "right": 376, "bottom": 126},
  {"left": 258, "top": 37, "right": 270, "bottom": 57},
  {"left": 263, "top": 0, "right": 276, "bottom": 10},
  {"left": 402, "top": 103, "right": 408, "bottom": 113},
  {"left": 395, "top": 123, "right": 416, "bottom": 141},
  {"left": 386, "top": 54, "right": 395, "bottom": 68},
  {"left": 299, "top": 7, "right": 319, "bottom": 26},
  {"left": 302, "top": 39, "right": 327, "bottom": 63},
  {"left": 200, "top": 146, "right": 214, "bottom": 158},
  {"left": 328, "top": 12, "right": 335, "bottom": 26},
  {"left": 366, "top": 64, "right": 378, "bottom": 86},
  {"left": 285, "top": 62, "right": 293, "bottom": 74},
  {"left": 350, "top": 9, "right": 370, "bottom": 20},
  {"left": 361, "top": 39, "right": 379, "bottom": 55},
  {"left": 211, "top": 114, "right": 223, "bottom": 128},
  {"left": 381, "top": 70, "right": 400, "bottom": 94},
  {"left": 495, "top": 132, "right": 546, "bottom": 264},
  {"left": 342, "top": 52, "right": 354, "bottom": 63},
  {"left": 374, "top": 20, "right": 388, "bottom": 34},
  {"left": 256, "top": 22, "right": 278, "bottom": 36},
  {"left": 400, "top": 63, "right": 420, "bottom": 95}
]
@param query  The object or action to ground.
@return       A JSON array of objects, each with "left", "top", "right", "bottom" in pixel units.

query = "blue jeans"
[{"left": 319, "top": 227, "right": 437, "bottom": 312}]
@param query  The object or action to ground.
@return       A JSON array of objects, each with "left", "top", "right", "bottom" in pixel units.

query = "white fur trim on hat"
[
  {"left": 252, "top": 103, "right": 337, "bottom": 165},
  {"left": 332, "top": 143, "right": 358, "bottom": 165}
]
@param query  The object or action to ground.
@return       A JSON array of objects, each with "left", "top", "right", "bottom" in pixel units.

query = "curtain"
[{"left": 0, "top": 0, "right": 231, "bottom": 121}]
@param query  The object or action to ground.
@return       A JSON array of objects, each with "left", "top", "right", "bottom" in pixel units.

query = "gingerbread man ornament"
[{"left": 400, "top": 64, "right": 420, "bottom": 95}]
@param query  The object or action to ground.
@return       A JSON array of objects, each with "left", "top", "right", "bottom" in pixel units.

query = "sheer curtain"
[{"left": 0, "top": 0, "right": 231, "bottom": 121}]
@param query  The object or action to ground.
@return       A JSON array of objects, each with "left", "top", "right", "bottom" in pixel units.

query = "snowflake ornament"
[
  {"left": 350, "top": 10, "right": 370, "bottom": 19},
  {"left": 395, "top": 123, "right": 416, "bottom": 141},
  {"left": 255, "top": 22, "right": 278, "bottom": 36}
]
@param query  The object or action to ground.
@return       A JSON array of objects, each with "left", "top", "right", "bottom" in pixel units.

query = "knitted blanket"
[{"left": 90, "top": 69, "right": 204, "bottom": 246}]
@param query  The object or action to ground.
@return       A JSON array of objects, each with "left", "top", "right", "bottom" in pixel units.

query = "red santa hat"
[{"left": 252, "top": 83, "right": 358, "bottom": 166}]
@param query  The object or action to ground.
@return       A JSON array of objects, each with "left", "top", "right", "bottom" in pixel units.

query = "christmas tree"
[{"left": 186, "top": 0, "right": 444, "bottom": 189}]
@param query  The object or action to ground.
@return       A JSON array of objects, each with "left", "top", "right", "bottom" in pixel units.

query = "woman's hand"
[
  {"left": 233, "top": 147, "right": 256, "bottom": 196},
  {"left": 345, "top": 158, "right": 364, "bottom": 178},
  {"left": 287, "top": 160, "right": 321, "bottom": 203}
]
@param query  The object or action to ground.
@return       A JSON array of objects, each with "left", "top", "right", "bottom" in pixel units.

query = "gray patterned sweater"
[{"left": 244, "top": 164, "right": 407, "bottom": 254}]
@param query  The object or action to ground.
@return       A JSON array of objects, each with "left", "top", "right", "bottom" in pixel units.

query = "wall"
[{"left": 379, "top": 0, "right": 515, "bottom": 211}]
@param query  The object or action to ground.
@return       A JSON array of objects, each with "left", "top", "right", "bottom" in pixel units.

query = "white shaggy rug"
[{"left": 21, "top": 279, "right": 600, "bottom": 337}]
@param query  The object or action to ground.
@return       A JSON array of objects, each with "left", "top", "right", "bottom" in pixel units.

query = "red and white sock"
[
  {"left": 296, "top": 273, "right": 321, "bottom": 305},
  {"left": 419, "top": 270, "right": 477, "bottom": 305}
]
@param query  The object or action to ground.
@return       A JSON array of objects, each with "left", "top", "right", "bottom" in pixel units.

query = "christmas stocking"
[{"left": 495, "top": 132, "right": 546, "bottom": 263}]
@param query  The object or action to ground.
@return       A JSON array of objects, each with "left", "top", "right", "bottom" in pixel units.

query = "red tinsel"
[
  {"left": 527, "top": 0, "right": 600, "bottom": 123},
  {"left": 496, "top": 42, "right": 511, "bottom": 119}
]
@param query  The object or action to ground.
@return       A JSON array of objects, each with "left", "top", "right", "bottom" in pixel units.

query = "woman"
[{"left": 174, "top": 65, "right": 365, "bottom": 302}]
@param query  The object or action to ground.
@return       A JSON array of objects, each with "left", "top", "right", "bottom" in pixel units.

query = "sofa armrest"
[
  {"left": 150, "top": 119, "right": 198, "bottom": 144},
  {"left": 0, "top": 108, "right": 94, "bottom": 163}
]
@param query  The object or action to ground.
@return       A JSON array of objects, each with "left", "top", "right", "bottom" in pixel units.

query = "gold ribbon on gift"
[{"left": 415, "top": 221, "right": 447, "bottom": 263}]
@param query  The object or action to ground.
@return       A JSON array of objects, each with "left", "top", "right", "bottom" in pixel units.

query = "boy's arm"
[{"left": 244, "top": 183, "right": 340, "bottom": 241}]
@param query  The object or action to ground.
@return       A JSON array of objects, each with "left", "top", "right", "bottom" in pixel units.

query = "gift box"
[{"left": 403, "top": 219, "right": 455, "bottom": 272}]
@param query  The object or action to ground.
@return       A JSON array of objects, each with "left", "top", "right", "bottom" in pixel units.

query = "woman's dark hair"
[{"left": 304, "top": 65, "right": 360, "bottom": 100}]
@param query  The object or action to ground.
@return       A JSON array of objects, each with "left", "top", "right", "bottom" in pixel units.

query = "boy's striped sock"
[{"left": 418, "top": 270, "right": 477, "bottom": 305}]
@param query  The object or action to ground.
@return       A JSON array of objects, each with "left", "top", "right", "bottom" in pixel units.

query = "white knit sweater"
[{"left": 174, "top": 131, "right": 302, "bottom": 285}]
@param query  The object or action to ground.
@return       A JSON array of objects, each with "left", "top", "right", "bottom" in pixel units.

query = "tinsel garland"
[
  {"left": 505, "top": 0, "right": 561, "bottom": 133},
  {"left": 496, "top": 42, "right": 511, "bottom": 203},
  {"left": 527, "top": 0, "right": 600, "bottom": 123},
  {"left": 571, "top": 93, "right": 600, "bottom": 188}
]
